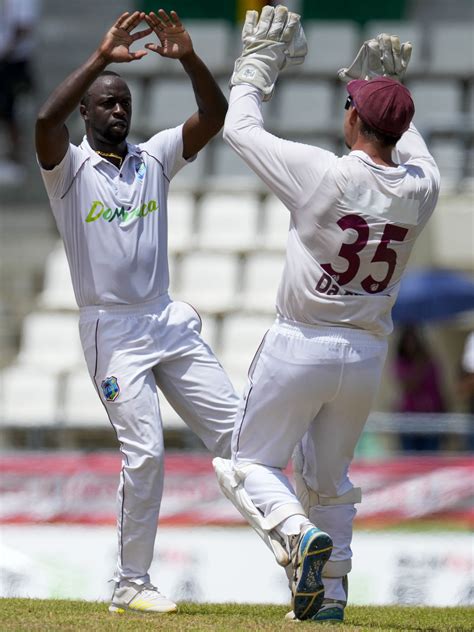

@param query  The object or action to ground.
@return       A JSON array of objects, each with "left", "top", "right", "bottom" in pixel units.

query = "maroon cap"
[{"left": 347, "top": 77, "right": 415, "bottom": 136}]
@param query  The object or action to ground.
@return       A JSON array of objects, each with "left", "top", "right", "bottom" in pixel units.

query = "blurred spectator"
[
  {"left": 458, "top": 331, "right": 474, "bottom": 450},
  {"left": 393, "top": 325, "right": 446, "bottom": 451},
  {"left": 0, "top": 0, "right": 40, "bottom": 183},
  {"left": 458, "top": 331, "right": 474, "bottom": 413}
]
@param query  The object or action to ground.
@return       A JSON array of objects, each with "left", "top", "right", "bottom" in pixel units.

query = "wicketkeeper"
[{"left": 214, "top": 4, "right": 439, "bottom": 623}]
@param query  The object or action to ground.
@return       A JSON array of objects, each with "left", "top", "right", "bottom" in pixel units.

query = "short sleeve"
[
  {"left": 38, "top": 144, "right": 87, "bottom": 200},
  {"left": 139, "top": 124, "right": 193, "bottom": 181}
]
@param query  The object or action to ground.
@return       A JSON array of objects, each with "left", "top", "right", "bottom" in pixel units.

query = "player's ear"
[
  {"left": 349, "top": 106, "right": 359, "bottom": 125},
  {"left": 79, "top": 103, "right": 88, "bottom": 121},
  {"left": 347, "top": 107, "right": 361, "bottom": 136}
]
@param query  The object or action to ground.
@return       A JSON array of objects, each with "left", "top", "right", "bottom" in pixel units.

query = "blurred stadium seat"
[
  {"left": 272, "top": 80, "right": 335, "bottom": 133},
  {"left": 303, "top": 21, "right": 360, "bottom": 73},
  {"left": 16, "top": 312, "right": 82, "bottom": 371},
  {"left": 407, "top": 79, "right": 463, "bottom": 128},
  {"left": 430, "top": 195, "right": 474, "bottom": 269},
  {"left": 168, "top": 192, "right": 196, "bottom": 254},
  {"left": 180, "top": 20, "right": 233, "bottom": 73},
  {"left": 197, "top": 192, "right": 260, "bottom": 251},
  {"left": 428, "top": 23, "right": 474, "bottom": 75},
  {"left": 38, "top": 242, "right": 77, "bottom": 311},
  {"left": 430, "top": 139, "right": 467, "bottom": 191},
  {"left": 173, "top": 251, "right": 240, "bottom": 314},
  {"left": 240, "top": 252, "right": 285, "bottom": 313},
  {"left": 0, "top": 366, "right": 60, "bottom": 426},
  {"left": 148, "top": 80, "right": 199, "bottom": 132}
]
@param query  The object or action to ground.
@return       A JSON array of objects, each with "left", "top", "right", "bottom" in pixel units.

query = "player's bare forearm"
[
  {"left": 37, "top": 51, "right": 108, "bottom": 130},
  {"left": 181, "top": 51, "right": 228, "bottom": 158},
  {"left": 35, "top": 50, "right": 109, "bottom": 168},
  {"left": 35, "top": 51, "right": 108, "bottom": 169},
  {"left": 181, "top": 51, "right": 227, "bottom": 119},
  {"left": 36, "top": 11, "right": 150, "bottom": 169}
]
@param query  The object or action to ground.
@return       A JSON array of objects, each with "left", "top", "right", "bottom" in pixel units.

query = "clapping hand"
[
  {"left": 98, "top": 11, "right": 152, "bottom": 64},
  {"left": 144, "top": 10, "right": 193, "bottom": 59},
  {"left": 338, "top": 33, "right": 413, "bottom": 82}
]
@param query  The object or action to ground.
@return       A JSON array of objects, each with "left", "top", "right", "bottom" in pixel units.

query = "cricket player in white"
[
  {"left": 213, "top": 5, "right": 440, "bottom": 623},
  {"left": 35, "top": 10, "right": 239, "bottom": 615}
]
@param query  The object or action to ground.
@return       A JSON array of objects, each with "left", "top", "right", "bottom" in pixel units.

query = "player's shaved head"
[
  {"left": 80, "top": 71, "right": 129, "bottom": 108},
  {"left": 79, "top": 70, "right": 132, "bottom": 145}
]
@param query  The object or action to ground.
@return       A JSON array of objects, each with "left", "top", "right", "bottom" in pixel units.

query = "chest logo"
[
  {"left": 85, "top": 199, "right": 158, "bottom": 224},
  {"left": 101, "top": 376, "right": 120, "bottom": 402},
  {"left": 136, "top": 162, "right": 146, "bottom": 181}
]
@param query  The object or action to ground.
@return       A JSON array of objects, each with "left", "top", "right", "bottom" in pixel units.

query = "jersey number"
[{"left": 321, "top": 214, "right": 409, "bottom": 294}]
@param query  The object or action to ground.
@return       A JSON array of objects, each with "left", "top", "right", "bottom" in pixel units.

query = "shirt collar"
[
  {"left": 349, "top": 149, "right": 405, "bottom": 173},
  {"left": 80, "top": 135, "right": 141, "bottom": 167}
]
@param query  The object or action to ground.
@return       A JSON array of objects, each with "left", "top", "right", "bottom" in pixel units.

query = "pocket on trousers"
[{"left": 174, "top": 300, "right": 203, "bottom": 334}]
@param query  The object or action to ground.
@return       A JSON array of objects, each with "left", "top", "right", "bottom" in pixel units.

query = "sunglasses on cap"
[{"left": 344, "top": 96, "right": 353, "bottom": 110}]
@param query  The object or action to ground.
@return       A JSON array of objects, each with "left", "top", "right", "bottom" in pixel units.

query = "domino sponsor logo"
[{"left": 85, "top": 199, "right": 158, "bottom": 224}]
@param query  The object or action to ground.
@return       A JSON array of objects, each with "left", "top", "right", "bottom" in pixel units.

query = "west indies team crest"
[
  {"left": 136, "top": 161, "right": 146, "bottom": 181},
  {"left": 101, "top": 376, "right": 120, "bottom": 402}
]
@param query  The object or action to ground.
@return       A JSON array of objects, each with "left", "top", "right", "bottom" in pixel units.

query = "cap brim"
[{"left": 347, "top": 79, "right": 368, "bottom": 98}]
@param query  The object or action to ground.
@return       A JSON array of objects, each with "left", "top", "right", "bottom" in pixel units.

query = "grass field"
[{"left": 2, "top": 600, "right": 473, "bottom": 631}]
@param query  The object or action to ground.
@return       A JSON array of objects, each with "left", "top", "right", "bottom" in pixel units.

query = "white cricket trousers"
[
  {"left": 232, "top": 316, "right": 388, "bottom": 570},
  {"left": 79, "top": 294, "right": 239, "bottom": 584}
]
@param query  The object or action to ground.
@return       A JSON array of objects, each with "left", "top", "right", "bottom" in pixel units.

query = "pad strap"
[
  {"left": 233, "top": 462, "right": 307, "bottom": 528},
  {"left": 261, "top": 502, "right": 308, "bottom": 531},
  {"left": 308, "top": 487, "right": 362, "bottom": 507},
  {"left": 213, "top": 458, "right": 306, "bottom": 567},
  {"left": 322, "top": 558, "right": 352, "bottom": 578}
]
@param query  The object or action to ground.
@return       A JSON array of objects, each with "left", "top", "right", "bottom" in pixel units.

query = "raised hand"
[
  {"left": 98, "top": 11, "right": 152, "bottom": 64},
  {"left": 338, "top": 33, "right": 412, "bottom": 82},
  {"left": 144, "top": 10, "right": 193, "bottom": 59},
  {"left": 231, "top": 5, "right": 306, "bottom": 101}
]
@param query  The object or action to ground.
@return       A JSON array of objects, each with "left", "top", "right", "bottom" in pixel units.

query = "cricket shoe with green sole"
[
  {"left": 289, "top": 525, "right": 333, "bottom": 621},
  {"left": 311, "top": 575, "right": 348, "bottom": 624},
  {"left": 285, "top": 575, "right": 348, "bottom": 624}
]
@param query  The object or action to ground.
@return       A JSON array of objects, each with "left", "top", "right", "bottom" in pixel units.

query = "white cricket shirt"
[
  {"left": 224, "top": 85, "right": 440, "bottom": 337},
  {"left": 40, "top": 126, "right": 190, "bottom": 307}
]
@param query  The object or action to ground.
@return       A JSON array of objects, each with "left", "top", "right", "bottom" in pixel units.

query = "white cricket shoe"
[
  {"left": 288, "top": 524, "right": 333, "bottom": 621},
  {"left": 109, "top": 580, "right": 178, "bottom": 614}
]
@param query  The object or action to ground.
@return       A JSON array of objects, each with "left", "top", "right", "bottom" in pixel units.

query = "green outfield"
[{"left": 2, "top": 600, "right": 473, "bottom": 631}]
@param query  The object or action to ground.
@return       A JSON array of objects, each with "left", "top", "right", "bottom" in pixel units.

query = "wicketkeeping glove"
[
  {"left": 230, "top": 4, "right": 307, "bottom": 101},
  {"left": 337, "top": 33, "right": 413, "bottom": 82}
]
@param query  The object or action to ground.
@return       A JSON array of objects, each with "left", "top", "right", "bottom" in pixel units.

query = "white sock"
[
  {"left": 323, "top": 577, "right": 347, "bottom": 602},
  {"left": 278, "top": 515, "right": 311, "bottom": 537}
]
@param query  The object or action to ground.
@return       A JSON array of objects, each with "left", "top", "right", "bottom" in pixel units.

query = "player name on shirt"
[
  {"left": 315, "top": 271, "right": 362, "bottom": 297},
  {"left": 85, "top": 199, "right": 159, "bottom": 224}
]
